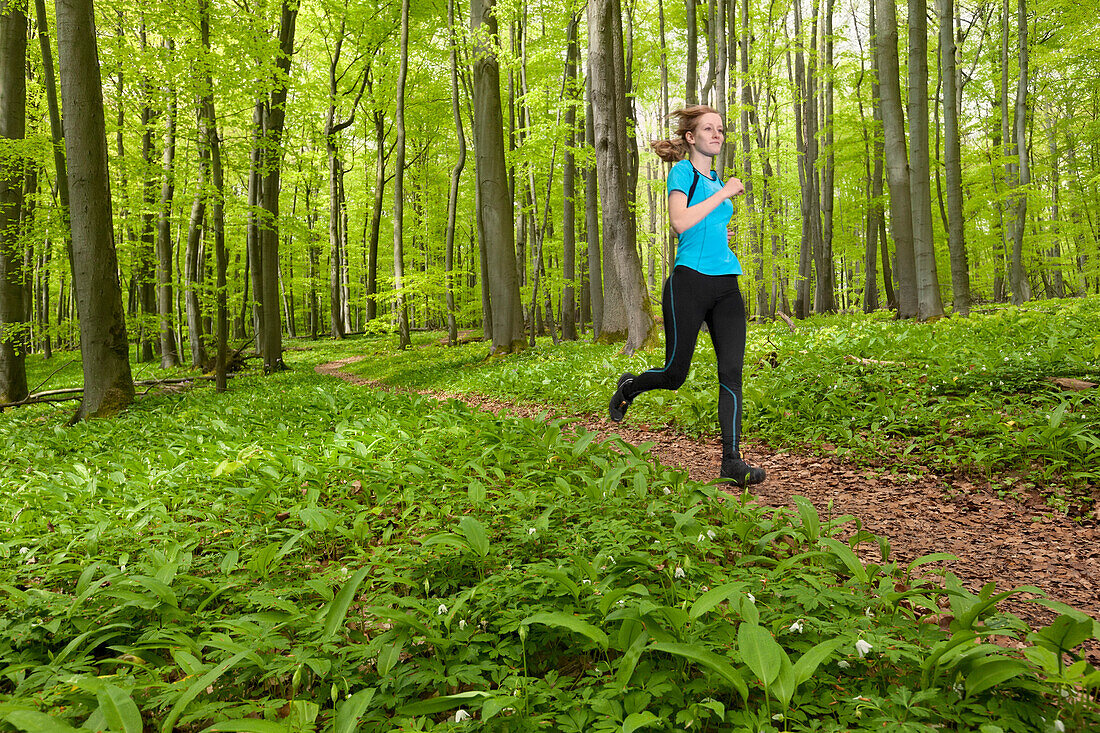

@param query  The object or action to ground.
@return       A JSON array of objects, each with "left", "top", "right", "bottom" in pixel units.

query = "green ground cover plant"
[
  {"left": 1, "top": 341, "right": 1098, "bottom": 730},
  {"left": 348, "top": 296, "right": 1100, "bottom": 503}
]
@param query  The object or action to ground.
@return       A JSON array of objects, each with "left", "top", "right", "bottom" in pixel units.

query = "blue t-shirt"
[{"left": 667, "top": 158, "right": 742, "bottom": 276}]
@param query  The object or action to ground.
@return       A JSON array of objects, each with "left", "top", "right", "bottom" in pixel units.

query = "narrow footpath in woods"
[{"left": 317, "top": 356, "right": 1100, "bottom": 662}]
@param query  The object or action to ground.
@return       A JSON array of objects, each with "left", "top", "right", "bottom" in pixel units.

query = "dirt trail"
[{"left": 317, "top": 357, "right": 1100, "bottom": 661}]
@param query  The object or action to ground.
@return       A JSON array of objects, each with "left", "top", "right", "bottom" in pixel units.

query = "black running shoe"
[
  {"left": 608, "top": 372, "right": 636, "bottom": 422},
  {"left": 720, "top": 457, "right": 766, "bottom": 487}
]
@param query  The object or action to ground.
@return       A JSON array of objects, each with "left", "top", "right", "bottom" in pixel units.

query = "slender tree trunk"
[
  {"left": 197, "top": 0, "right": 226, "bottom": 391},
  {"left": 584, "top": 90, "right": 603, "bottom": 337},
  {"left": 875, "top": 0, "right": 918, "bottom": 317},
  {"left": 819, "top": 0, "right": 836, "bottom": 313},
  {"left": 185, "top": 127, "right": 209, "bottom": 368},
  {"left": 0, "top": 0, "right": 28, "bottom": 404},
  {"left": 444, "top": 0, "right": 466, "bottom": 345},
  {"left": 1008, "top": 0, "right": 1030, "bottom": 304},
  {"left": 392, "top": 0, "right": 410, "bottom": 349},
  {"left": 56, "top": 0, "right": 134, "bottom": 419},
  {"left": 156, "top": 75, "right": 179, "bottom": 366},
  {"left": 685, "top": 0, "right": 698, "bottom": 105},
  {"left": 247, "top": 98, "right": 264, "bottom": 349},
  {"left": 366, "top": 105, "right": 385, "bottom": 324},
  {"left": 560, "top": 14, "right": 579, "bottom": 341},
  {"left": 34, "top": 0, "right": 73, "bottom": 293},
  {"left": 939, "top": 0, "right": 970, "bottom": 314}
]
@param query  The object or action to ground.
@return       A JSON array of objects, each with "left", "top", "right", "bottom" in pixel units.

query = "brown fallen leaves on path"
[{"left": 317, "top": 357, "right": 1100, "bottom": 662}]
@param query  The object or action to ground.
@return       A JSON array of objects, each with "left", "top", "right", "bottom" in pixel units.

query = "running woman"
[{"left": 608, "top": 105, "right": 765, "bottom": 487}]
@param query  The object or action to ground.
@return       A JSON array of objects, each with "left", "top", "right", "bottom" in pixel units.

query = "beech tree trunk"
[
  {"left": 56, "top": 0, "right": 134, "bottom": 420},
  {"left": 1008, "top": 0, "right": 1030, "bottom": 305},
  {"left": 560, "top": 13, "right": 579, "bottom": 341},
  {"left": 471, "top": 0, "right": 525, "bottom": 354},
  {"left": 259, "top": 0, "right": 297, "bottom": 372},
  {"left": 588, "top": 0, "right": 656, "bottom": 353},
  {"left": 444, "top": 0, "right": 465, "bottom": 345},
  {"left": 907, "top": 0, "right": 944, "bottom": 319},
  {"left": 875, "top": 0, "right": 918, "bottom": 318},
  {"left": 0, "top": 0, "right": 28, "bottom": 404},
  {"left": 939, "top": 0, "right": 971, "bottom": 315},
  {"left": 156, "top": 78, "right": 179, "bottom": 366},
  {"left": 392, "top": 0, "right": 410, "bottom": 349}
]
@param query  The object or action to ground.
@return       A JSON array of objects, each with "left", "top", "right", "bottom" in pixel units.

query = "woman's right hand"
[{"left": 723, "top": 177, "right": 746, "bottom": 198}]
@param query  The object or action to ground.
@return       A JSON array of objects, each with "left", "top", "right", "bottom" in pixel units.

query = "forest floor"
[{"left": 317, "top": 356, "right": 1100, "bottom": 663}]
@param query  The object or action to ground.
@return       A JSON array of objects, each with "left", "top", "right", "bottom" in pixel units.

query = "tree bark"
[
  {"left": 443, "top": 0, "right": 466, "bottom": 346},
  {"left": 156, "top": 70, "right": 179, "bottom": 366},
  {"left": 56, "top": 0, "right": 134, "bottom": 420},
  {"left": 392, "top": 0, "right": 410, "bottom": 349},
  {"left": 560, "top": 13, "right": 579, "bottom": 341},
  {"left": 874, "top": 0, "right": 917, "bottom": 317},
  {"left": 588, "top": 0, "right": 656, "bottom": 353},
  {"left": 198, "top": 0, "right": 226, "bottom": 391},
  {"left": 584, "top": 89, "right": 603, "bottom": 338},
  {"left": 1008, "top": 0, "right": 1030, "bottom": 305},
  {"left": 938, "top": 0, "right": 971, "bottom": 315},
  {"left": 259, "top": 0, "right": 297, "bottom": 372},
  {"left": 907, "top": 0, "right": 944, "bottom": 319},
  {"left": 471, "top": 0, "right": 524, "bottom": 354},
  {"left": 0, "top": 0, "right": 28, "bottom": 404}
]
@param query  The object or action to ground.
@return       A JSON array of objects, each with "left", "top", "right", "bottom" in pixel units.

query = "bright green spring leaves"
[{"left": 0, "top": 344, "right": 1098, "bottom": 731}]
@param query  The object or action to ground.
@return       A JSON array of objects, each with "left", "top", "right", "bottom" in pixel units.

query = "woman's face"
[{"left": 687, "top": 113, "right": 725, "bottom": 157}]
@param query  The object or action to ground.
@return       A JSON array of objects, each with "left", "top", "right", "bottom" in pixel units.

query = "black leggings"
[{"left": 623, "top": 266, "right": 747, "bottom": 459}]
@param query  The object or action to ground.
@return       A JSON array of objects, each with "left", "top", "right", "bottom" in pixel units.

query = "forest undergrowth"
[{"left": 0, "top": 299, "right": 1098, "bottom": 731}]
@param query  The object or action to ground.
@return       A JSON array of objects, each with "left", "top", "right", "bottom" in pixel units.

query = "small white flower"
[
  {"left": 458, "top": 619, "right": 467, "bottom": 630},
  {"left": 454, "top": 708, "right": 471, "bottom": 722},
  {"left": 18, "top": 547, "right": 28, "bottom": 555},
  {"left": 746, "top": 592, "right": 756, "bottom": 604},
  {"left": 581, "top": 578, "right": 591, "bottom": 585},
  {"left": 864, "top": 607, "right": 874, "bottom": 619},
  {"left": 855, "top": 639, "right": 873, "bottom": 658},
  {"left": 662, "top": 487, "right": 672, "bottom": 495},
  {"left": 607, "top": 555, "right": 615, "bottom": 565},
  {"left": 837, "top": 660, "right": 850, "bottom": 669},
  {"left": 772, "top": 713, "right": 784, "bottom": 721},
  {"left": 1054, "top": 721, "right": 1065, "bottom": 733},
  {"left": 697, "top": 533, "right": 706, "bottom": 542},
  {"left": 674, "top": 566, "right": 686, "bottom": 579},
  {"left": 790, "top": 620, "right": 804, "bottom": 633},
  {"left": 707, "top": 529, "right": 717, "bottom": 540},
  {"left": 527, "top": 528, "right": 537, "bottom": 535},
  {"left": 437, "top": 604, "right": 448, "bottom": 615},
  {"left": 700, "top": 586, "right": 709, "bottom": 592}
]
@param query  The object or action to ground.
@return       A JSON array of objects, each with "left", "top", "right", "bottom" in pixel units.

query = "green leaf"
[
  {"left": 201, "top": 722, "right": 290, "bottom": 733},
  {"left": 651, "top": 642, "right": 748, "bottom": 700},
  {"left": 820, "top": 537, "right": 869, "bottom": 584},
  {"left": 457, "top": 516, "right": 489, "bottom": 557},
  {"left": 95, "top": 683, "right": 143, "bottom": 733},
  {"left": 689, "top": 582, "right": 746, "bottom": 619},
  {"left": 397, "top": 690, "right": 492, "bottom": 715},
  {"left": 161, "top": 648, "right": 254, "bottom": 733},
  {"left": 965, "top": 657, "right": 1031, "bottom": 698},
  {"left": 335, "top": 689, "right": 376, "bottom": 733},
  {"left": 737, "top": 623, "right": 785, "bottom": 686},
  {"left": 622, "top": 711, "right": 661, "bottom": 733},
  {"left": 524, "top": 611, "right": 608, "bottom": 650},
  {"left": 376, "top": 639, "right": 404, "bottom": 677},
  {"left": 615, "top": 630, "right": 649, "bottom": 688},
  {"left": 4, "top": 711, "right": 81, "bottom": 733},
  {"left": 792, "top": 638, "right": 843, "bottom": 685},
  {"left": 791, "top": 495, "right": 820, "bottom": 542},
  {"left": 322, "top": 567, "right": 371, "bottom": 637}
]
